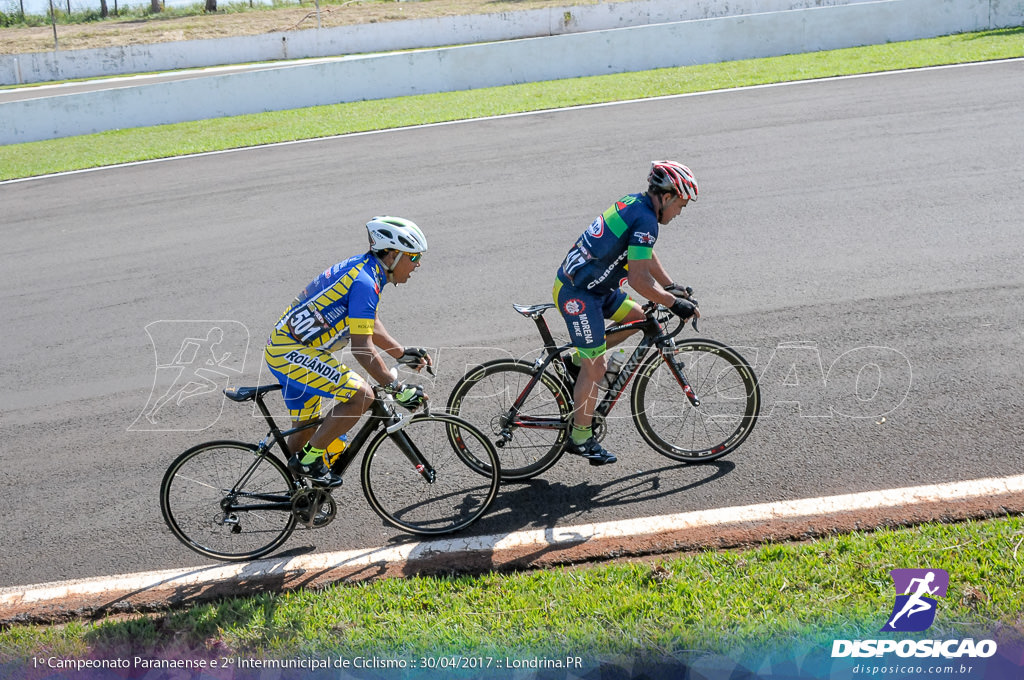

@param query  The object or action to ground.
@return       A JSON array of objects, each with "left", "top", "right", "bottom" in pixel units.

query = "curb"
[{"left": 3, "top": 475, "right": 1023, "bottom": 624}]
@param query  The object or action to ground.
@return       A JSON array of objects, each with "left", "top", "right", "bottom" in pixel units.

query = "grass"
[
  {"left": 1, "top": 518, "right": 1022, "bottom": 664},
  {"left": 1, "top": 27, "right": 1022, "bottom": 180}
]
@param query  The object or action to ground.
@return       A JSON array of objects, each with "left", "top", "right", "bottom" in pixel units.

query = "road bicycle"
[
  {"left": 160, "top": 384, "right": 501, "bottom": 562},
  {"left": 446, "top": 300, "right": 760, "bottom": 481}
]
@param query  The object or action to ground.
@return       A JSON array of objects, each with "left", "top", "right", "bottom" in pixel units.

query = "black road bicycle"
[
  {"left": 446, "top": 301, "right": 760, "bottom": 481},
  {"left": 160, "top": 384, "right": 501, "bottom": 561}
]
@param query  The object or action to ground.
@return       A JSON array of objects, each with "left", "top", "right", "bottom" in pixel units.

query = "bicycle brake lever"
[
  {"left": 691, "top": 317, "right": 700, "bottom": 333},
  {"left": 394, "top": 356, "right": 435, "bottom": 377},
  {"left": 387, "top": 414, "right": 410, "bottom": 433}
]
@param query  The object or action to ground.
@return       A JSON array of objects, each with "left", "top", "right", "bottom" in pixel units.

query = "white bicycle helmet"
[
  {"left": 648, "top": 161, "right": 698, "bottom": 202},
  {"left": 366, "top": 216, "right": 428, "bottom": 254}
]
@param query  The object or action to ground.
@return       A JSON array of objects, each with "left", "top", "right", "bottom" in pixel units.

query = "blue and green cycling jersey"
[{"left": 556, "top": 192, "right": 659, "bottom": 294}]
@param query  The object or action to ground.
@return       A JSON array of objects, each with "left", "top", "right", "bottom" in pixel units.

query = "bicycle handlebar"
[{"left": 643, "top": 301, "right": 699, "bottom": 339}]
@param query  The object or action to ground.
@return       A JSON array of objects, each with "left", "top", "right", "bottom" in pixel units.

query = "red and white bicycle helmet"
[{"left": 648, "top": 161, "right": 698, "bottom": 202}]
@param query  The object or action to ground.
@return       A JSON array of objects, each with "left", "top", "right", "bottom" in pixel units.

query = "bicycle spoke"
[
  {"left": 446, "top": 359, "right": 570, "bottom": 480},
  {"left": 633, "top": 340, "right": 760, "bottom": 462},
  {"left": 161, "top": 442, "right": 296, "bottom": 561},
  {"left": 362, "top": 414, "right": 499, "bottom": 535}
]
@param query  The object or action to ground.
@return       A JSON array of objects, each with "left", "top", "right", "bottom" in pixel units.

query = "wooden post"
[{"left": 48, "top": 0, "right": 59, "bottom": 50}]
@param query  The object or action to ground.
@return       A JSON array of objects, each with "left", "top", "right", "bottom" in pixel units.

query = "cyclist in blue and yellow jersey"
[
  {"left": 265, "top": 216, "right": 434, "bottom": 487},
  {"left": 554, "top": 161, "right": 700, "bottom": 465}
]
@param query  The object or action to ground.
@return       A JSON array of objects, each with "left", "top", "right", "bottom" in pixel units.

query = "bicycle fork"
[
  {"left": 391, "top": 429, "right": 436, "bottom": 483},
  {"left": 659, "top": 345, "right": 701, "bottom": 407},
  {"left": 363, "top": 397, "right": 436, "bottom": 483}
]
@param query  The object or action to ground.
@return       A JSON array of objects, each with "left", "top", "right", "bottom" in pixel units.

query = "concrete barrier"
[
  {"left": 0, "top": 0, "right": 881, "bottom": 85},
  {"left": 1, "top": 0, "right": 1021, "bottom": 145}
]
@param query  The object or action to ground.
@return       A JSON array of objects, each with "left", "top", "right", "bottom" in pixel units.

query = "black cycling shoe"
[
  {"left": 288, "top": 454, "right": 343, "bottom": 488},
  {"left": 566, "top": 437, "right": 617, "bottom": 466}
]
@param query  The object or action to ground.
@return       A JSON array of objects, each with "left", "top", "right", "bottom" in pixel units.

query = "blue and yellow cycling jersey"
[
  {"left": 273, "top": 252, "right": 387, "bottom": 349},
  {"left": 556, "top": 193, "right": 660, "bottom": 294}
]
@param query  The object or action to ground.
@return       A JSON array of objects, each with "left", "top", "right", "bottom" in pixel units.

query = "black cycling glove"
[
  {"left": 397, "top": 347, "right": 434, "bottom": 374},
  {"left": 666, "top": 283, "right": 698, "bottom": 308},
  {"left": 669, "top": 297, "right": 697, "bottom": 320}
]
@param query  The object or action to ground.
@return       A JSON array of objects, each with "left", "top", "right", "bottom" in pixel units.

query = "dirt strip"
[{"left": 2, "top": 492, "right": 1021, "bottom": 625}]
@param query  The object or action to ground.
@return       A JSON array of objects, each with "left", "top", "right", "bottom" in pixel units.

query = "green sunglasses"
[{"left": 409, "top": 252, "right": 422, "bottom": 263}]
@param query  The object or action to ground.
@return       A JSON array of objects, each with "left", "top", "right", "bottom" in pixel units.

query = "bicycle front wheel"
[
  {"left": 446, "top": 359, "right": 571, "bottom": 481},
  {"left": 361, "top": 413, "right": 500, "bottom": 536},
  {"left": 631, "top": 339, "right": 760, "bottom": 462},
  {"left": 160, "top": 440, "right": 297, "bottom": 561}
]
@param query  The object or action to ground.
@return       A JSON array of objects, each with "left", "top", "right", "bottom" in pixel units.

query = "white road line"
[
  {"left": 3, "top": 59, "right": 1020, "bottom": 186},
  {"left": 3, "top": 473, "right": 1022, "bottom": 609}
]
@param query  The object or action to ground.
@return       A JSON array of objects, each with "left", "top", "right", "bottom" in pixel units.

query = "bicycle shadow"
[
  {"left": 390, "top": 459, "right": 736, "bottom": 577},
  {"left": 60, "top": 463, "right": 734, "bottom": 625},
  {"left": 226, "top": 459, "right": 738, "bottom": 587}
]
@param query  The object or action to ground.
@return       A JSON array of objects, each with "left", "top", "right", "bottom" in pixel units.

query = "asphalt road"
[{"left": 1, "top": 60, "right": 1022, "bottom": 589}]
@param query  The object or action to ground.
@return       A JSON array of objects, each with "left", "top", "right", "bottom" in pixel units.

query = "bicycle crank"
[
  {"left": 591, "top": 414, "right": 606, "bottom": 442},
  {"left": 291, "top": 488, "right": 337, "bottom": 529}
]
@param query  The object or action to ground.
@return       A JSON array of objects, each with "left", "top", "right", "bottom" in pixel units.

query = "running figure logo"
[
  {"left": 131, "top": 320, "right": 248, "bottom": 431},
  {"left": 881, "top": 568, "right": 949, "bottom": 632}
]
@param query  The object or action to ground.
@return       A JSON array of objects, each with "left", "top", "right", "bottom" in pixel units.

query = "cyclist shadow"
[{"left": 483, "top": 459, "right": 736, "bottom": 533}]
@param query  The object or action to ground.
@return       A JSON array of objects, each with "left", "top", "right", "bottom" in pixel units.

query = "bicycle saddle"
[
  {"left": 223, "top": 384, "right": 283, "bottom": 402},
  {"left": 512, "top": 302, "right": 555, "bottom": 317}
]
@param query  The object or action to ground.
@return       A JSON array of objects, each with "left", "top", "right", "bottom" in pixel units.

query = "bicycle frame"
[
  {"left": 236, "top": 387, "right": 438, "bottom": 505},
  {"left": 164, "top": 379, "right": 503, "bottom": 560},
  {"left": 504, "top": 303, "right": 698, "bottom": 433}
]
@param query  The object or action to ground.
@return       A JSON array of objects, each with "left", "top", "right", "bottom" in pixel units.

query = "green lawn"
[
  {"left": 1, "top": 518, "right": 1021, "bottom": 665},
  {"left": 1, "top": 28, "right": 1021, "bottom": 181}
]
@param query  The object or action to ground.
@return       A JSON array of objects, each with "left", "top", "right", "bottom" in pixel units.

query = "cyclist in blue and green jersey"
[
  {"left": 265, "top": 216, "right": 434, "bottom": 486},
  {"left": 554, "top": 161, "right": 700, "bottom": 465}
]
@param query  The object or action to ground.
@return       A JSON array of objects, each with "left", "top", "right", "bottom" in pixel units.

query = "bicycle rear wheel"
[
  {"left": 631, "top": 339, "right": 760, "bottom": 462},
  {"left": 160, "top": 440, "right": 297, "bottom": 561},
  {"left": 446, "top": 359, "right": 571, "bottom": 481},
  {"left": 361, "top": 413, "right": 500, "bottom": 536}
]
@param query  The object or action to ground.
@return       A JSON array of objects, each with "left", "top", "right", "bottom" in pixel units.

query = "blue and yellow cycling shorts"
[
  {"left": 264, "top": 327, "right": 366, "bottom": 421},
  {"left": 552, "top": 278, "right": 639, "bottom": 358}
]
